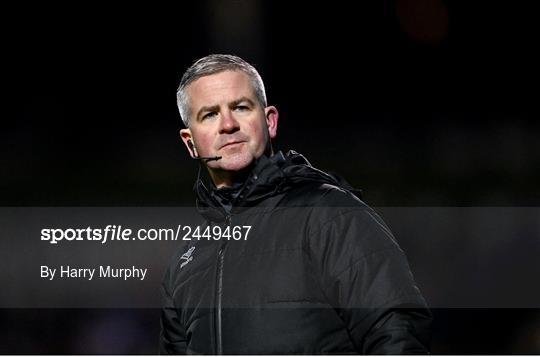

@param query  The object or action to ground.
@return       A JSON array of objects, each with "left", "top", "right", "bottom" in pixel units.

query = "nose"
[{"left": 218, "top": 109, "right": 240, "bottom": 134}]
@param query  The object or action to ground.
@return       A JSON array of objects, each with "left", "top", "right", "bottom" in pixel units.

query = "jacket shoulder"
[{"left": 281, "top": 181, "right": 366, "bottom": 208}]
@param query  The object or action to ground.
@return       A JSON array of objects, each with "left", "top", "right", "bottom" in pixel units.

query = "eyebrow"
[
  {"left": 229, "top": 97, "right": 255, "bottom": 108},
  {"left": 195, "top": 104, "right": 219, "bottom": 122},
  {"left": 195, "top": 97, "right": 256, "bottom": 121}
]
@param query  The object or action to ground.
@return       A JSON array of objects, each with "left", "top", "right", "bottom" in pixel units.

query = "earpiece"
[
  {"left": 187, "top": 139, "right": 199, "bottom": 158},
  {"left": 186, "top": 139, "right": 222, "bottom": 161}
]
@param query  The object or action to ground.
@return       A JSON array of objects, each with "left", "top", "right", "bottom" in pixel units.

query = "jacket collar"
[{"left": 194, "top": 150, "right": 358, "bottom": 222}]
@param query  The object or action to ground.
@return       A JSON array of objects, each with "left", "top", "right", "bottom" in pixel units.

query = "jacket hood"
[{"left": 195, "top": 150, "right": 360, "bottom": 222}]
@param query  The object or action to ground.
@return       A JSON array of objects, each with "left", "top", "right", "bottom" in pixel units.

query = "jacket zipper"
[{"left": 215, "top": 214, "right": 231, "bottom": 354}]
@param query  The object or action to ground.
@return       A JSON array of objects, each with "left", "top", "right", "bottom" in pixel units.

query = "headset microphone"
[
  {"left": 192, "top": 155, "right": 223, "bottom": 161},
  {"left": 188, "top": 140, "right": 222, "bottom": 161}
]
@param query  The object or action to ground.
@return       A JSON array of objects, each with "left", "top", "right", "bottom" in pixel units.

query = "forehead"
[{"left": 186, "top": 70, "right": 257, "bottom": 108}]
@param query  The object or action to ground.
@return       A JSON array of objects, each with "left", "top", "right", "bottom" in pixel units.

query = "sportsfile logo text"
[{"left": 41, "top": 225, "right": 252, "bottom": 244}]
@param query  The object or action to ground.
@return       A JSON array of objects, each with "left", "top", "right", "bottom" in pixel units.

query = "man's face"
[{"left": 180, "top": 70, "right": 278, "bottom": 181}]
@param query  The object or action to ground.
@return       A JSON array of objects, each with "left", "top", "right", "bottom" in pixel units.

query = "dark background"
[{"left": 1, "top": 0, "right": 539, "bottom": 353}]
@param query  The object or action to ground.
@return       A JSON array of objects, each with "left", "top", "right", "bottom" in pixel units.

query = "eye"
[
  {"left": 202, "top": 111, "right": 217, "bottom": 120},
  {"left": 234, "top": 105, "right": 249, "bottom": 111}
]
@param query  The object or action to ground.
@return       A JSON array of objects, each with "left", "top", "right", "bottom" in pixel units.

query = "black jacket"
[{"left": 160, "top": 151, "right": 431, "bottom": 354}]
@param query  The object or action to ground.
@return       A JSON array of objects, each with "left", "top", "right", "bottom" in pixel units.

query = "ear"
[
  {"left": 264, "top": 106, "right": 279, "bottom": 139},
  {"left": 179, "top": 128, "right": 197, "bottom": 158}
]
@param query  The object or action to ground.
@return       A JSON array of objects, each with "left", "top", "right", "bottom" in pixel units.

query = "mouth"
[{"left": 219, "top": 141, "right": 245, "bottom": 150}]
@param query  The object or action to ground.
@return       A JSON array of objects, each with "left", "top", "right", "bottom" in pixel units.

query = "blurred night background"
[{"left": 1, "top": 0, "right": 540, "bottom": 354}]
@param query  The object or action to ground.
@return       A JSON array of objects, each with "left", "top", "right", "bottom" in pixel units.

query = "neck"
[{"left": 207, "top": 165, "right": 251, "bottom": 188}]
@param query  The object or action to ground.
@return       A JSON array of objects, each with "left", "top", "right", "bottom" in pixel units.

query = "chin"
[{"left": 215, "top": 151, "right": 256, "bottom": 172}]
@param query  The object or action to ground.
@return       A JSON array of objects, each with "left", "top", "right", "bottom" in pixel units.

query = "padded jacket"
[{"left": 160, "top": 151, "right": 431, "bottom": 354}]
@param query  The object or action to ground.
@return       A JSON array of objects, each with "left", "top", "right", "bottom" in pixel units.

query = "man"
[{"left": 160, "top": 54, "right": 431, "bottom": 354}]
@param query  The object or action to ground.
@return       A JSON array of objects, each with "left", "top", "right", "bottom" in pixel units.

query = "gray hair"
[{"left": 176, "top": 54, "right": 267, "bottom": 127}]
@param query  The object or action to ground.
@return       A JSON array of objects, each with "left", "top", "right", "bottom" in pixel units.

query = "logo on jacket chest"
[{"left": 180, "top": 246, "right": 196, "bottom": 269}]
